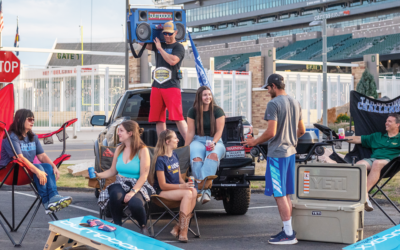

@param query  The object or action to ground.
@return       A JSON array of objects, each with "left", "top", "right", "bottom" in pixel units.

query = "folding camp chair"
[
  {"left": 147, "top": 146, "right": 201, "bottom": 238},
  {"left": 149, "top": 193, "right": 201, "bottom": 238},
  {"left": 0, "top": 121, "right": 58, "bottom": 247},
  {"left": 365, "top": 157, "right": 400, "bottom": 225},
  {"left": 329, "top": 90, "right": 400, "bottom": 225},
  {"left": 191, "top": 175, "right": 218, "bottom": 204},
  {"left": 35, "top": 118, "right": 78, "bottom": 168},
  {"left": 97, "top": 177, "right": 154, "bottom": 235}
]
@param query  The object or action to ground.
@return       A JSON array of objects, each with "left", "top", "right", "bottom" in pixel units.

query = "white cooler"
[{"left": 292, "top": 163, "right": 367, "bottom": 244}]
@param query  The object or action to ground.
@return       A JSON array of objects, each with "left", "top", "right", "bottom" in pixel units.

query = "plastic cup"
[{"left": 206, "top": 140, "right": 213, "bottom": 151}]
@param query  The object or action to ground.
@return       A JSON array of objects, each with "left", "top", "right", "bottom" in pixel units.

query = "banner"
[
  {"left": 344, "top": 91, "right": 400, "bottom": 162},
  {"left": 0, "top": 84, "right": 14, "bottom": 160},
  {"left": 187, "top": 31, "right": 212, "bottom": 90}
]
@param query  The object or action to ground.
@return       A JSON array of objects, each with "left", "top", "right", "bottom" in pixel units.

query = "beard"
[{"left": 269, "top": 90, "right": 276, "bottom": 98}]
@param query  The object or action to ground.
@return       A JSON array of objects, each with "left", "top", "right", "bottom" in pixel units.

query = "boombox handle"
[{"left": 127, "top": 20, "right": 148, "bottom": 59}]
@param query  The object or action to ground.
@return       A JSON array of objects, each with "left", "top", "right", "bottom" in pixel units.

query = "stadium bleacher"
[{"left": 203, "top": 19, "right": 400, "bottom": 71}]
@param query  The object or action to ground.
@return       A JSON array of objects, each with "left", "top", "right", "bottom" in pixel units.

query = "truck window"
[
  {"left": 122, "top": 92, "right": 195, "bottom": 121},
  {"left": 122, "top": 93, "right": 151, "bottom": 121}
]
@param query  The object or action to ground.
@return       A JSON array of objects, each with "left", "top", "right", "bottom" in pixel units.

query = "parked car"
[{"left": 90, "top": 88, "right": 263, "bottom": 215}]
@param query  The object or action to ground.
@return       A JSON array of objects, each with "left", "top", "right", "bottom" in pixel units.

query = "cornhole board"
[
  {"left": 343, "top": 224, "right": 400, "bottom": 250},
  {"left": 43, "top": 215, "right": 183, "bottom": 250}
]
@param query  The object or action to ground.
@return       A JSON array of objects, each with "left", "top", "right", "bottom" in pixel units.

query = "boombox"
[{"left": 127, "top": 8, "right": 187, "bottom": 44}]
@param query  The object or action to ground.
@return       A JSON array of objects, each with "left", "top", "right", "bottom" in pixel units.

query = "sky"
[{"left": 2, "top": 0, "right": 155, "bottom": 66}]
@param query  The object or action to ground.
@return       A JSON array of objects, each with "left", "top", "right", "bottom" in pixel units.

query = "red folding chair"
[
  {"left": 35, "top": 118, "right": 78, "bottom": 168},
  {"left": 0, "top": 121, "right": 59, "bottom": 247}
]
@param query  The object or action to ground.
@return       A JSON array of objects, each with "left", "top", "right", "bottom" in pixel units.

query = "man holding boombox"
[{"left": 141, "top": 21, "right": 187, "bottom": 140}]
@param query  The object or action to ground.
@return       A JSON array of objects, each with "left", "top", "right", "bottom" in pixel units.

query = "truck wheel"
[{"left": 223, "top": 187, "right": 251, "bottom": 215}]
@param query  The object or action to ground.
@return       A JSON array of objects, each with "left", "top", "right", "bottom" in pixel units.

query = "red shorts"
[{"left": 149, "top": 87, "right": 184, "bottom": 123}]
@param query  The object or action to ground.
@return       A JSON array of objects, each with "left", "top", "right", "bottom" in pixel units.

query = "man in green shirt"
[{"left": 347, "top": 113, "right": 400, "bottom": 212}]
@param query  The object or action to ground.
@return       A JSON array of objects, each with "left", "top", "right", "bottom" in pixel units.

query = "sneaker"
[
  {"left": 365, "top": 200, "right": 374, "bottom": 212},
  {"left": 49, "top": 195, "right": 73, "bottom": 210},
  {"left": 43, "top": 202, "right": 58, "bottom": 214},
  {"left": 202, "top": 193, "right": 211, "bottom": 204},
  {"left": 268, "top": 230, "right": 298, "bottom": 245},
  {"left": 270, "top": 228, "right": 297, "bottom": 239}
]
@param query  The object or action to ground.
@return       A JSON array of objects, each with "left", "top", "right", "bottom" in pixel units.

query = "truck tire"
[{"left": 223, "top": 187, "right": 251, "bottom": 215}]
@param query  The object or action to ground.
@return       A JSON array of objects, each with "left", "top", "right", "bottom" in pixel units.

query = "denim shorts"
[{"left": 363, "top": 158, "right": 390, "bottom": 167}]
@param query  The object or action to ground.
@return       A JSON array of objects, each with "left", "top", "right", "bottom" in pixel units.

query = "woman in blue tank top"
[{"left": 96, "top": 120, "right": 155, "bottom": 235}]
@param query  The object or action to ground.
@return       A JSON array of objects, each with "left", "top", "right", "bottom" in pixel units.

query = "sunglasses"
[
  {"left": 27, "top": 118, "right": 35, "bottom": 123},
  {"left": 163, "top": 32, "right": 174, "bottom": 36}
]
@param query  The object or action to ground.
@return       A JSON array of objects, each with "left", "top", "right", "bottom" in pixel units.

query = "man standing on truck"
[
  {"left": 140, "top": 21, "right": 187, "bottom": 140},
  {"left": 243, "top": 74, "right": 305, "bottom": 245}
]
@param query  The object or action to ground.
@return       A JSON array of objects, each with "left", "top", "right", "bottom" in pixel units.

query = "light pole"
[{"left": 310, "top": 18, "right": 328, "bottom": 126}]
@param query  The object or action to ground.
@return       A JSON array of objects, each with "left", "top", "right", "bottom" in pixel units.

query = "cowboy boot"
[
  {"left": 170, "top": 223, "right": 180, "bottom": 238},
  {"left": 178, "top": 211, "right": 193, "bottom": 243}
]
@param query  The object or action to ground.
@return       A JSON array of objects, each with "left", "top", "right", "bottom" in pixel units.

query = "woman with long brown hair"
[
  {"left": 96, "top": 120, "right": 155, "bottom": 235},
  {"left": 148, "top": 130, "right": 197, "bottom": 243},
  {"left": 184, "top": 86, "right": 226, "bottom": 204},
  {"left": 0, "top": 109, "right": 72, "bottom": 214}
]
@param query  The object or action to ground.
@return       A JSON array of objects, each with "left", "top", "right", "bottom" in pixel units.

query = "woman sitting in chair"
[
  {"left": 184, "top": 86, "right": 226, "bottom": 204},
  {"left": 149, "top": 130, "right": 197, "bottom": 243},
  {"left": 96, "top": 120, "right": 155, "bottom": 236},
  {"left": 0, "top": 109, "right": 72, "bottom": 214}
]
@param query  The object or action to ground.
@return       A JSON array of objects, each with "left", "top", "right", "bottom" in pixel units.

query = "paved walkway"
[{"left": 0, "top": 191, "right": 397, "bottom": 250}]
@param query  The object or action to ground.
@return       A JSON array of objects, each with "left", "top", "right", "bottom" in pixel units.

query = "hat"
[
  {"left": 162, "top": 21, "right": 175, "bottom": 33},
  {"left": 262, "top": 73, "right": 285, "bottom": 89}
]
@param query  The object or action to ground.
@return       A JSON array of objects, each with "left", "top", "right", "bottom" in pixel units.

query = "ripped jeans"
[{"left": 190, "top": 135, "right": 226, "bottom": 197}]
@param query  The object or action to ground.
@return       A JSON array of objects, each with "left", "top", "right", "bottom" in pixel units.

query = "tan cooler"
[{"left": 292, "top": 163, "right": 367, "bottom": 244}]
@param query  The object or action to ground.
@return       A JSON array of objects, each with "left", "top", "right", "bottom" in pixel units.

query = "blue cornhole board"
[
  {"left": 48, "top": 215, "right": 183, "bottom": 250},
  {"left": 343, "top": 224, "right": 400, "bottom": 250}
]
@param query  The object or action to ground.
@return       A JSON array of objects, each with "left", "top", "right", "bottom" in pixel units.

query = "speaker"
[{"left": 127, "top": 8, "right": 187, "bottom": 43}]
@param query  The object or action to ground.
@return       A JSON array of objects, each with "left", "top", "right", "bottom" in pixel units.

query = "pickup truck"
[{"left": 90, "top": 88, "right": 265, "bottom": 215}]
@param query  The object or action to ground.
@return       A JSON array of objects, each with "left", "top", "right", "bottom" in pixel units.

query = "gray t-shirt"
[
  {"left": 264, "top": 95, "right": 302, "bottom": 158},
  {"left": 0, "top": 132, "right": 44, "bottom": 168}
]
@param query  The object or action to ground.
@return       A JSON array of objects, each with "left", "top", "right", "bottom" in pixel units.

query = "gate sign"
[{"left": 0, "top": 52, "right": 20, "bottom": 82}]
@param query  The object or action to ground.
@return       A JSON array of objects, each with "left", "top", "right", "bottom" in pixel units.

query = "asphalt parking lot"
[{"left": 0, "top": 190, "right": 398, "bottom": 250}]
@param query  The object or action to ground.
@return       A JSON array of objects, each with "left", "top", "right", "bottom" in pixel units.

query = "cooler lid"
[{"left": 296, "top": 163, "right": 366, "bottom": 203}]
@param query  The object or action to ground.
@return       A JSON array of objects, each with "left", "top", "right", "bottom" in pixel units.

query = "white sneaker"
[
  {"left": 365, "top": 200, "right": 374, "bottom": 212},
  {"left": 202, "top": 193, "right": 211, "bottom": 204}
]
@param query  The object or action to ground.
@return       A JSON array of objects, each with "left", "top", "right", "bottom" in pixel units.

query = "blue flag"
[{"left": 187, "top": 31, "right": 212, "bottom": 90}]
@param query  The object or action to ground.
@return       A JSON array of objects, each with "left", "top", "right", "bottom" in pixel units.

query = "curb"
[
  {"left": 1, "top": 186, "right": 95, "bottom": 193},
  {"left": 2, "top": 186, "right": 266, "bottom": 194}
]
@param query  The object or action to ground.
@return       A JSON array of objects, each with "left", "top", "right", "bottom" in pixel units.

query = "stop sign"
[{"left": 0, "top": 52, "right": 20, "bottom": 82}]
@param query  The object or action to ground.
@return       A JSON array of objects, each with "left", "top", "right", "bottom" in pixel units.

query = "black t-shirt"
[
  {"left": 187, "top": 106, "right": 225, "bottom": 136},
  {"left": 153, "top": 152, "right": 180, "bottom": 190},
  {"left": 152, "top": 42, "right": 185, "bottom": 89}
]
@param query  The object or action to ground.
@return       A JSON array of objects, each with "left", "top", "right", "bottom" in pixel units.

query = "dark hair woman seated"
[{"left": 0, "top": 109, "right": 72, "bottom": 214}]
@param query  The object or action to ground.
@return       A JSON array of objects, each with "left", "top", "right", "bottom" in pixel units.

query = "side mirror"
[{"left": 90, "top": 115, "right": 106, "bottom": 126}]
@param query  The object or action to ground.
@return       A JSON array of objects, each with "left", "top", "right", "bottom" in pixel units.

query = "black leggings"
[{"left": 108, "top": 182, "right": 149, "bottom": 226}]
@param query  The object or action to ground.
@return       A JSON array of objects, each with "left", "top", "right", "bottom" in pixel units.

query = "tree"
[{"left": 356, "top": 69, "right": 378, "bottom": 99}]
